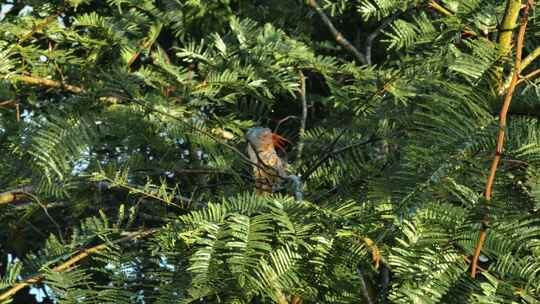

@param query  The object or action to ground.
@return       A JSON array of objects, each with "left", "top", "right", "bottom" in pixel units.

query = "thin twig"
[
  {"left": 17, "top": 13, "right": 61, "bottom": 45},
  {"left": 297, "top": 71, "right": 308, "bottom": 160},
  {"left": 301, "top": 129, "right": 347, "bottom": 178},
  {"left": 517, "top": 67, "right": 540, "bottom": 85},
  {"left": 24, "top": 191, "right": 65, "bottom": 243},
  {"left": 365, "top": 15, "right": 399, "bottom": 66},
  {"left": 0, "top": 229, "right": 158, "bottom": 302},
  {"left": 15, "top": 102, "right": 20, "bottom": 122},
  {"left": 307, "top": 0, "right": 367, "bottom": 65},
  {"left": 501, "top": 46, "right": 540, "bottom": 92},
  {"left": 378, "top": 264, "right": 390, "bottom": 304},
  {"left": 274, "top": 115, "right": 299, "bottom": 134},
  {"left": 470, "top": 0, "right": 533, "bottom": 279},
  {"left": 302, "top": 135, "right": 380, "bottom": 180}
]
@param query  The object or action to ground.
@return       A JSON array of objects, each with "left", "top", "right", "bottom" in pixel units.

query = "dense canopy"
[{"left": 1, "top": 0, "right": 540, "bottom": 303}]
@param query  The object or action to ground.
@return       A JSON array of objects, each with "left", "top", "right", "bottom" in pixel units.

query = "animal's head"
[{"left": 246, "top": 127, "right": 289, "bottom": 153}]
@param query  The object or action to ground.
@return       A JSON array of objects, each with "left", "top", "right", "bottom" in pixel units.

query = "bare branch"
[
  {"left": 307, "top": 0, "right": 367, "bottom": 65},
  {"left": 0, "top": 229, "right": 158, "bottom": 302},
  {"left": 10, "top": 75, "right": 84, "bottom": 93},
  {"left": 470, "top": 0, "right": 534, "bottom": 279},
  {"left": 365, "top": 15, "right": 399, "bottom": 66}
]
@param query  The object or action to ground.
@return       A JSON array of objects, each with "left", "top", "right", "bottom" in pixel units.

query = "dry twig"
[{"left": 307, "top": 0, "right": 367, "bottom": 65}]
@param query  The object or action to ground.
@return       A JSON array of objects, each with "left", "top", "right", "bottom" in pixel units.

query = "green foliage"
[{"left": 2, "top": 0, "right": 540, "bottom": 303}]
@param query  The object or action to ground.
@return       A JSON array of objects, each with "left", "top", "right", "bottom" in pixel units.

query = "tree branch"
[
  {"left": 0, "top": 229, "right": 158, "bottom": 302},
  {"left": 307, "top": 0, "right": 367, "bottom": 65},
  {"left": 501, "top": 46, "right": 540, "bottom": 92},
  {"left": 126, "top": 23, "right": 162, "bottom": 68},
  {"left": 10, "top": 75, "right": 84, "bottom": 93},
  {"left": 302, "top": 135, "right": 381, "bottom": 180},
  {"left": 365, "top": 14, "right": 399, "bottom": 66},
  {"left": 517, "top": 67, "right": 540, "bottom": 85},
  {"left": 297, "top": 71, "right": 308, "bottom": 160},
  {"left": 428, "top": 0, "right": 453, "bottom": 16},
  {"left": 494, "top": 0, "right": 524, "bottom": 92},
  {"left": 520, "top": 46, "right": 540, "bottom": 71},
  {"left": 498, "top": 0, "right": 524, "bottom": 57},
  {"left": 0, "top": 186, "right": 33, "bottom": 205},
  {"left": 427, "top": 1, "right": 477, "bottom": 37},
  {"left": 470, "top": 0, "right": 533, "bottom": 279}
]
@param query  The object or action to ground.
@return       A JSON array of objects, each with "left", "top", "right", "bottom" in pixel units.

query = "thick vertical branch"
[
  {"left": 428, "top": 0, "right": 453, "bottom": 16},
  {"left": 498, "top": 0, "right": 525, "bottom": 56},
  {"left": 470, "top": 0, "right": 533, "bottom": 279},
  {"left": 495, "top": 0, "right": 525, "bottom": 91}
]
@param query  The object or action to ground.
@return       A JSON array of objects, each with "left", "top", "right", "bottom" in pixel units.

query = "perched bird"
[{"left": 245, "top": 127, "right": 289, "bottom": 193}]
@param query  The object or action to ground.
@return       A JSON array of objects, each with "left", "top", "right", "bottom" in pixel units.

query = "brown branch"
[
  {"left": 11, "top": 75, "right": 84, "bottom": 93},
  {"left": 307, "top": 0, "right": 367, "bottom": 65},
  {"left": 470, "top": 0, "right": 533, "bottom": 279},
  {"left": 0, "top": 100, "right": 16, "bottom": 107},
  {"left": 498, "top": 0, "right": 524, "bottom": 57},
  {"left": 18, "top": 13, "right": 61, "bottom": 45},
  {"left": 501, "top": 46, "right": 540, "bottom": 91},
  {"left": 0, "top": 229, "right": 157, "bottom": 302},
  {"left": 517, "top": 67, "right": 540, "bottom": 85},
  {"left": 365, "top": 14, "right": 399, "bottom": 66}
]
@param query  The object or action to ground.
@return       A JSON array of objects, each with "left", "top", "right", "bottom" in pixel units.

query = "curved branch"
[
  {"left": 307, "top": 0, "right": 367, "bottom": 65},
  {"left": 0, "top": 229, "right": 158, "bottom": 302},
  {"left": 470, "top": 0, "right": 533, "bottom": 279},
  {"left": 365, "top": 14, "right": 399, "bottom": 66},
  {"left": 0, "top": 186, "right": 33, "bottom": 205},
  {"left": 520, "top": 46, "right": 540, "bottom": 71}
]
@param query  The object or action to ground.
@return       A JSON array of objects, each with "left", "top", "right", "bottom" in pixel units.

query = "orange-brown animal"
[{"left": 245, "top": 127, "right": 289, "bottom": 193}]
